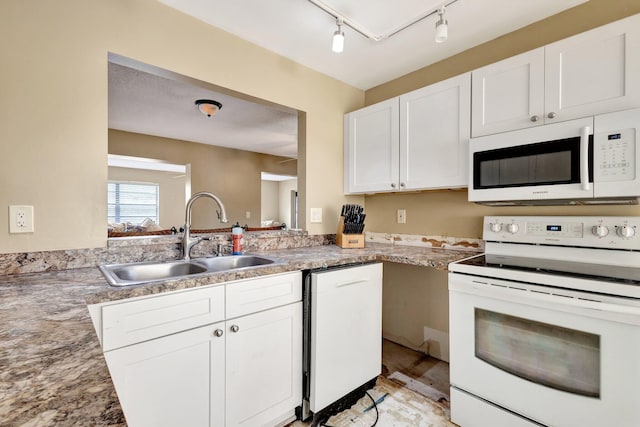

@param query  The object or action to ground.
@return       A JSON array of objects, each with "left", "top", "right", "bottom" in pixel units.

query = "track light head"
[
  {"left": 435, "top": 6, "right": 448, "bottom": 43},
  {"left": 332, "top": 18, "right": 344, "bottom": 53}
]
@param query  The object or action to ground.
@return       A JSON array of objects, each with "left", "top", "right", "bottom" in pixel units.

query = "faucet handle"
[{"left": 216, "top": 243, "right": 224, "bottom": 256}]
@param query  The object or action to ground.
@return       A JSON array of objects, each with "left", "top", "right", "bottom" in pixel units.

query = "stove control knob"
[
  {"left": 616, "top": 225, "right": 636, "bottom": 238},
  {"left": 489, "top": 222, "right": 502, "bottom": 233},
  {"left": 592, "top": 225, "right": 609, "bottom": 237},
  {"left": 506, "top": 223, "right": 520, "bottom": 234}
]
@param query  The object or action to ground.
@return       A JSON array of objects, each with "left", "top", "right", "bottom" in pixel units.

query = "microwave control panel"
[{"left": 594, "top": 128, "right": 635, "bottom": 182}]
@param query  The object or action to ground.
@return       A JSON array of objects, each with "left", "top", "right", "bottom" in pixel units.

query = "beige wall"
[
  {"left": 109, "top": 130, "right": 296, "bottom": 228},
  {"left": 0, "top": 0, "right": 364, "bottom": 253},
  {"left": 261, "top": 179, "right": 297, "bottom": 227},
  {"left": 382, "top": 262, "right": 450, "bottom": 361},
  {"left": 108, "top": 166, "right": 186, "bottom": 229},
  {"left": 279, "top": 179, "right": 298, "bottom": 228},
  {"left": 261, "top": 181, "right": 279, "bottom": 224}
]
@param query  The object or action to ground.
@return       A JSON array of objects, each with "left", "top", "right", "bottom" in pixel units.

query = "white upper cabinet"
[
  {"left": 400, "top": 73, "right": 471, "bottom": 190},
  {"left": 472, "top": 14, "right": 640, "bottom": 137},
  {"left": 471, "top": 48, "right": 545, "bottom": 136},
  {"left": 344, "top": 97, "right": 399, "bottom": 194},
  {"left": 344, "top": 73, "right": 470, "bottom": 194},
  {"left": 545, "top": 15, "right": 640, "bottom": 122}
]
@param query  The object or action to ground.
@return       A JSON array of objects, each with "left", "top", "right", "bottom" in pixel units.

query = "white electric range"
[{"left": 448, "top": 216, "right": 640, "bottom": 427}]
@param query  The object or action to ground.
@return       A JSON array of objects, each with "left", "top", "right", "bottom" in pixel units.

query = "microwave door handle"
[{"left": 580, "top": 126, "right": 591, "bottom": 191}]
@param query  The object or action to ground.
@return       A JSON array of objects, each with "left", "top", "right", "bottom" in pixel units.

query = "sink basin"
[
  {"left": 192, "top": 255, "right": 277, "bottom": 271},
  {"left": 99, "top": 260, "right": 208, "bottom": 286},
  {"left": 99, "top": 255, "right": 285, "bottom": 287}
]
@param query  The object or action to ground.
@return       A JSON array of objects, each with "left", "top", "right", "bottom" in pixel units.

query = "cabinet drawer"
[
  {"left": 102, "top": 285, "right": 225, "bottom": 351},
  {"left": 226, "top": 271, "right": 301, "bottom": 319}
]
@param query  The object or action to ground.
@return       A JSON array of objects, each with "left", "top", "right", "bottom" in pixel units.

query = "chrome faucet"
[{"left": 182, "top": 192, "right": 229, "bottom": 260}]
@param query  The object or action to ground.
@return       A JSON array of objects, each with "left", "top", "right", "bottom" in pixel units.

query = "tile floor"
[{"left": 289, "top": 339, "right": 456, "bottom": 427}]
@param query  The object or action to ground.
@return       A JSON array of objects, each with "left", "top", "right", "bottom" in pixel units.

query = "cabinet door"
[
  {"left": 471, "top": 48, "right": 545, "bottom": 137},
  {"left": 545, "top": 14, "right": 640, "bottom": 123},
  {"left": 226, "top": 302, "right": 302, "bottom": 427},
  {"left": 400, "top": 73, "right": 471, "bottom": 189},
  {"left": 104, "top": 322, "right": 226, "bottom": 427},
  {"left": 344, "top": 98, "right": 400, "bottom": 194}
]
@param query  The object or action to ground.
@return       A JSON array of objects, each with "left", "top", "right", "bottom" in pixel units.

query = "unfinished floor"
[{"left": 289, "top": 339, "right": 455, "bottom": 426}]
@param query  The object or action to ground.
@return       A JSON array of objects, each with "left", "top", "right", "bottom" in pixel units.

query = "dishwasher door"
[{"left": 309, "top": 262, "right": 383, "bottom": 413}]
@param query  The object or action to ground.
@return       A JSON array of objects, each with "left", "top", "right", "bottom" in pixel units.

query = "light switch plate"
[
  {"left": 310, "top": 208, "right": 322, "bottom": 223},
  {"left": 9, "top": 205, "right": 34, "bottom": 233}
]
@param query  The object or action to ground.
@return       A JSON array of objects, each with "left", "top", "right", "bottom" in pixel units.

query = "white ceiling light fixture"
[
  {"left": 195, "top": 99, "right": 222, "bottom": 117},
  {"left": 332, "top": 18, "right": 345, "bottom": 53},
  {"left": 435, "top": 6, "right": 448, "bottom": 43}
]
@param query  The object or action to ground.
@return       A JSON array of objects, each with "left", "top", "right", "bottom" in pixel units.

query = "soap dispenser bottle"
[{"left": 231, "top": 222, "right": 243, "bottom": 255}]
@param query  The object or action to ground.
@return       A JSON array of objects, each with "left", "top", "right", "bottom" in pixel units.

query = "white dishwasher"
[{"left": 300, "top": 262, "right": 383, "bottom": 425}]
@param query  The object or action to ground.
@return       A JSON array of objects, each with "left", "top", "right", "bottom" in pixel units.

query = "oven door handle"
[
  {"left": 580, "top": 125, "right": 591, "bottom": 191},
  {"left": 450, "top": 278, "right": 640, "bottom": 324}
]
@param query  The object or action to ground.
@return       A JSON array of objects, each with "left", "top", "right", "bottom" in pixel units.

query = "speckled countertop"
[{"left": 0, "top": 243, "right": 478, "bottom": 427}]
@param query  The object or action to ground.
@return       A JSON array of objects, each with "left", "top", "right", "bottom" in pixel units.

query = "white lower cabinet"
[
  {"left": 105, "top": 321, "right": 226, "bottom": 427},
  {"left": 226, "top": 302, "right": 302, "bottom": 427},
  {"left": 97, "top": 271, "right": 302, "bottom": 427}
]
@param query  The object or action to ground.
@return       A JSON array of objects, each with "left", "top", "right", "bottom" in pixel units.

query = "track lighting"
[
  {"left": 195, "top": 99, "right": 222, "bottom": 117},
  {"left": 435, "top": 6, "right": 448, "bottom": 43},
  {"left": 308, "top": 0, "right": 455, "bottom": 51},
  {"left": 332, "top": 18, "right": 344, "bottom": 53}
]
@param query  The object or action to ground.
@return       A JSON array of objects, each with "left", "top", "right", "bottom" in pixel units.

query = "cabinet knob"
[
  {"left": 400, "top": 182, "right": 405, "bottom": 188},
  {"left": 391, "top": 183, "right": 396, "bottom": 188},
  {"left": 230, "top": 324, "right": 240, "bottom": 333},
  {"left": 530, "top": 115, "right": 539, "bottom": 122},
  {"left": 213, "top": 329, "right": 224, "bottom": 337},
  {"left": 547, "top": 112, "right": 556, "bottom": 119}
]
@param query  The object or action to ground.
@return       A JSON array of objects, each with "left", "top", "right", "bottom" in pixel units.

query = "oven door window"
[
  {"left": 475, "top": 308, "right": 600, "bottom": 398},
  {"left": 473, "top": 137, "right": 593, "bottom": 189}
]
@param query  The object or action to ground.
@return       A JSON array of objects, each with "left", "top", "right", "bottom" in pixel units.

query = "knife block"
[{"left": 336, "top": 216, "right": 365, "bottom": 248}]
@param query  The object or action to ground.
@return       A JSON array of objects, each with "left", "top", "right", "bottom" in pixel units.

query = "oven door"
[
  {"left": 449, "top": 272, "right": 640, "bottom": 427},
  {"left": 468, "top": 117, "right": 594, "bottom": 203}
]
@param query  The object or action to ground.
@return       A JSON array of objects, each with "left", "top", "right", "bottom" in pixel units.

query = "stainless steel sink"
[
  {"left": 99, "top": 255, "right": 285, "bottom": 287},
  {"left": 192, "top": 255, "right": 277, "bottom": 271}
]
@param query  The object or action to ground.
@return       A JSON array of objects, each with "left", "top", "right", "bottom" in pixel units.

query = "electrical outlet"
[
  {"left": 245, "top": 211, "right": 251, "bottom": 219},
  {"left": 397, "top": 209, "right": 406, "bottom": 224},
  {"left": 9, "top": 205, "right": 34, "bottom": 233}
]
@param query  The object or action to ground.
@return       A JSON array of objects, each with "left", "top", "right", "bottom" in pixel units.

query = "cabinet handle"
[
  {"left": 213, "top": 329, "right": 224, "bottom": 337},
  {"left": 400, "top": 182, "right": 405, "bottom": 188},
  {"left": 530, "top": 115, "right": 539, "bottom": 122},
  {"left": 390, "top": 183, "right": 396, "bottom": 188},
  {"left": 547, "top": 112, "right": 556, "bottom": 119},
  {"left": 230, "top": 325, "right": 240, "bottom": 333}
]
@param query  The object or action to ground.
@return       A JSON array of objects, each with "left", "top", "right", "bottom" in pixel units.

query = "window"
[{"left": 108, "top": 182, "right": 159, "bottom": 224}]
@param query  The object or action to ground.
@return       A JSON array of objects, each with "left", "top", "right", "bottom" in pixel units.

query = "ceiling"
[
  {"left": 108, "top": 60, "right": 299, "bottom": 158},
  {"left": 109, "top": 0, "right": 587, "bottom": 159},
  {"left": 158, "top": 0, "right": 588, "bottom": 90}
]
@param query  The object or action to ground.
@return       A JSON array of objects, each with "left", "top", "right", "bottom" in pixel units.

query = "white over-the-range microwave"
[{"left": 468, "top": 108, "right": 640, "bottom": 205}]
